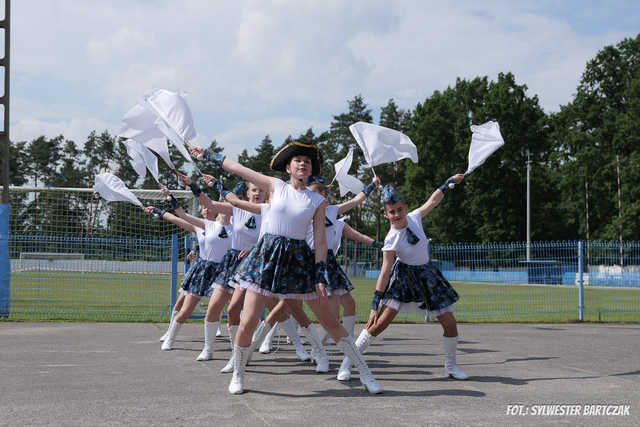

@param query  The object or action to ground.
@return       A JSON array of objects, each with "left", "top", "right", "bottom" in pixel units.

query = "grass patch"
[{"left": 4, "top": 271, "right": 639, "bottom": 323}]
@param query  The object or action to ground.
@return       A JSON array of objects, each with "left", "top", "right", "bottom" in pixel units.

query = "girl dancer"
[
  {"left": 191, "top": 142, "right": 382, "bottom": 395},
  {"left": 305, "top": 175, "right": 383, "bottom": 343},
  {"left": 160, "top": 249, "right": 197, "bottom": 342},
  {"left": 151, "top": 187, "right": 233, "bottom": 351},
  {"left": 175, "top": 173, "right": 250, "bottom": 361},
  {"left": 337, "top": 176, "right": 469, "bottom": 381},
  {"left": 210, "top": 185, "right": 312, "bottom": 372}
]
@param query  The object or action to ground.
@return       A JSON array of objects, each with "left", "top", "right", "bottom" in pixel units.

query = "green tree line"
[{"left": 7, "top": 34, "right": 640, "bottom": 242}]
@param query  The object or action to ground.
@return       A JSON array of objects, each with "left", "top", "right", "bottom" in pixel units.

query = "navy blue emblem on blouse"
[
  {"left": 218, "top": 227, "right": 229, "bottom": 238},
  {"left": 245, "top": 216, "right": 256, "bottom": 229},
  {"left": 406, "top": 227, "right": 420, "bottom": 245},
  {"left": 325, "top": 216, "right": 333, "bottom": 227}
]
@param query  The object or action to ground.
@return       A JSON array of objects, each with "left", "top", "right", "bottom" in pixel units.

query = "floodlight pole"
[
  {"left": 526, "top": 149, "right": 531, "bottom": 261},
  {"left": 0, "top": 0, "right": 10, "bottom": 319},
  {"left": 0, "top": 0, "right": 9, "bottom": 204}
]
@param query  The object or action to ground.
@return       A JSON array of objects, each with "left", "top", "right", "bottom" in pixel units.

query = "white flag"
[
  {"left": 154, "top": 117, "right": 195, "bottom": 164},
  {"left": 337, "top": 174, "right": 365, "bottom": 197},
  {"left": 93, "top": 173, "right": 143, "bottom": 207},
  {"left": 349, "top": 122, "right": 418, "bottom": 168},
  {"left": 122, "top": 140, "right": 147, "bottom": 180},
  {"left": 333, "top": 148, "right": 364, "bottom": 196},
  {"left": 119, "top": 89, "right": 198, "bottom": 167},
  {"left": 122, "top": 139, "right": 159, "bottom": 183},
  {"left": 143, "top": 89, "right": 197, "bottom": 164},
  {"left": 143, "top": 138, "right": 176, "bottom": 171},
  {"left": 119, "top": 102, "right": 164, "bottom": 142},
  {"left": 466, "top": 121, "right": 505, "bottom": 175},
  {"left": 144, "top": 89, "right": 196, "bottom": 142}
]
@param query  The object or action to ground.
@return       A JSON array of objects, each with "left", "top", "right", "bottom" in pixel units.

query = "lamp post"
[{"left": 526, "top": 149, "right": 531, "bottom": 261}]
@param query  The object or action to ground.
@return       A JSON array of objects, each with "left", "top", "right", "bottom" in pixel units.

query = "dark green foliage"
[{"left": 7, "top": 34, "right": 640, "bottom": 243}]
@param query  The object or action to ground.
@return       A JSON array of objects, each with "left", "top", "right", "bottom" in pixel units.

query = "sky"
[{"left": 8, "top": 1, "right": 640, "bottom": 160}]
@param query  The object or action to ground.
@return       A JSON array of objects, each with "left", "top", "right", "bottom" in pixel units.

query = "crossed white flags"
[
  {"left": 332, "top": 120, "right": 504, "bottom": 195},
  {"left": 95, "top": 88, "right": 200, "bottom": 210}
]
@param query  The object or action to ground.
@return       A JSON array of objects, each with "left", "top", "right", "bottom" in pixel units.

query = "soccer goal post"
[{"left": 4, "top": 186, "right": 195, "bottom": 321}]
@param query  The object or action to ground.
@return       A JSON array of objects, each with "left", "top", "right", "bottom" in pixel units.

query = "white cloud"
[
  {"left": 9, "top": 0, "right": 639, "bottom": 161},
  {"left": 12, "top": 116, "right": 116, "bottom": 146},
  {"left": 209, "top": 116, "right": 330, "bottom": 160}
]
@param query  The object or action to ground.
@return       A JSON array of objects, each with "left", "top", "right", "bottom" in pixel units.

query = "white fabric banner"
[
  {"left": 154, "top": 118, "right": 195, "bottom": 164},
  {"left": 119, "top": 102, "right": 164, "bottom": 142},
  {"left": 337, "top": 174, "right": 365, "bottom": 198},
  {"left": 144, "top": 89, "right": 197, "bottom": 142},
  {"left": 143, "top": 89, "right": 197, "bottom": 164},
  {"left": 466, "top": 121, "right": 505, "bottom": 175},
  {"left": 122, "top": 139, "right": 148, "bottom": 180},
  {"left": 122, "top": 139, "right": 160, "bottom": 182},
  {"left": 119, "top": 88, "right": 198, "bottom": 167},
  {"left": 144, "top": 138, "right": 176, "bottom": 171},
  {"left": 333, "top": 148, "right": 364, "bottom": 196},
  {"left": 93, "top": 173, "right": 143, "bottom": 207},
  {"left": 349, "top": 121, "right": 418, "bottom": 167}
]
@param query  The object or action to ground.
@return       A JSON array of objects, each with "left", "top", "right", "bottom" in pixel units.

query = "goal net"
[{"left": 5, "top": 186, "right": 195, "bottom": 321}]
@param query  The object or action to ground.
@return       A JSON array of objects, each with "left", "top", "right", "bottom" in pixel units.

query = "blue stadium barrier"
[
  {"left": 181, "top": 235, "right": 236, "bottom": 321},
  {"left": 0, "top": 204, "right": 10, "bottom": 317}
]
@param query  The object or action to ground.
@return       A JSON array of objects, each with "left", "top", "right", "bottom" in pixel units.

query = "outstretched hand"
[
  {"left": 201, "top": 174, "right": 216, "bottom": 186},
  {"left": 366, "top": 309, "right": 379, "bottom": 330},
  {"left": 372, "top": 176, "right": 381, "bottom": 187},
  {"left": 177, "top": 172, "right": 191, "bottom": 186},
  {"left": 161, "top": 185, "right": 170, "bottom": 198},
  {"left": 452, "top": 173, "right": 465, "bottom": 185},
  {"left": 315, "top": 283, "right": 328, "bottom": 307},
  {"left": 189, "top": 146, "right": 205, "bottom": 157},
  {"left": 144, "top": 206, "right": 155, "bottom": 214}
]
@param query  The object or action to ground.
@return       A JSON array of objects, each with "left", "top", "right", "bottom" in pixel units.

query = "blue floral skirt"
[
  {"left": 311, "top": 249, "right": 353, "bottom": 296},
  {"left": 211, "top": 248, "right": 242, "bottom": 294},
  {"left": 381, "top": 260, "right": 458, "bottom": 315},
  {"left": 180, "top": 257, "right": 220, "bottom": 298},
  {"left": 233, "top": 233, "right": 316, "bottom": 299}
]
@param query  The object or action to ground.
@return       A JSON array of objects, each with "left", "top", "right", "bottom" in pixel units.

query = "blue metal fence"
[
  {"left": 358, "top": 240, "right": 640, "bottom": 288},
  {"left": 6, "top": 233, "right": 640, "bottom": 321},
  {"left": 355, "top": 240, "right": 639, "bottom": 322}
]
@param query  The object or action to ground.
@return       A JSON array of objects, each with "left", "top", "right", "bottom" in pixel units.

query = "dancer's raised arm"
[
  {"left": 177, "top": 172, "right": 233, "bottom": 217},
  {"left": 190, "top": 146, "right": 275, "bottom": 194},
  {"left": 336, "top": 176, "right": 381, "bottom": 215},
  {"left": 144, "top": 206, "right": 197, "bottom": 233},
  {"left": 341, "top": 223, "right": 383, "bottom": 248},
  {"left": 417, "top": 173, "right": 464, "bottom": 218},
  {"left": 223, "top": 192, "right": 262, "bottom": 215},
  {"left": 161, "top": 185, "right": 206, "bottom": 230}
]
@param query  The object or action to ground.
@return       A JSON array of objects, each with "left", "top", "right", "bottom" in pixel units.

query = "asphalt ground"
[{"left": 0, "top": 322, "right": 638, "bottom": 426}]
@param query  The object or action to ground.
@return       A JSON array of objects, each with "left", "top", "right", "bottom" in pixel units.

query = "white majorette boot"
[
  {"left": 280, "top": 317, "right": 311, "bottom": 361},
  {"left": 228, "top": 345, "right": 249, "bottom": 395},
  {"left": 216, "top": 324, "right": 223, "bottom": 337},
  {"left": 160, "top": 321, "right": 183, "bottom": 351},
  {"left": 336, "top": 335, "right": 382, "bottom": 394},
  {"left": 246, "top": 321, "right": 273, "bottom": 365},
  {"left": 443, "top": 336, "right": 468, "bottom": 380},
  {"left": 317, "top": 326, "right": 330, "bottom": 346},
  {"left": 197, "top": 320, "right": 219, "bottom": 361},
  {"left": 337, "top": 329, "right": 375, "bottom": 381},
  {"left": 259, "top": 321, "right": 279, "bottom": 354},
  {"left": 160, "top": 310, "right": 179, "bottom": 342},
  {"left": 302, "top": 324, "right": 329, "bottom": 373},
  {"left": 286, "top": 317, "right": 307, "bottom": 345},
  {"left": 342, "top": 315, "right": 356, "bottom": 338},
  {"left": 220, "top": 324, "right": 239, "bottom": 373}
]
